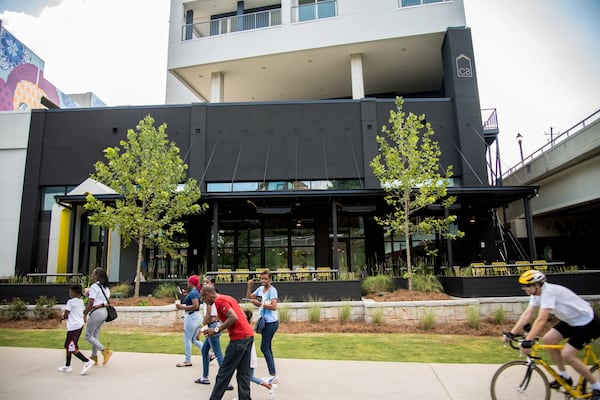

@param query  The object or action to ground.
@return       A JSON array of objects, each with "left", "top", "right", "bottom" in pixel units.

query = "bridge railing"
[{"left": 503, "top": 108, "right": 600, "bottom": 177}]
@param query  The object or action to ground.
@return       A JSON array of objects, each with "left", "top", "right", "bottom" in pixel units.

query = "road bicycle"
[{"left": 490, "top": 332, "right": 599, "bottom": 399}]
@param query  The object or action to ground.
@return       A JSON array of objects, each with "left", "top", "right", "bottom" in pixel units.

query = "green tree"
[
  {"left": 85, "top": 115, "right": 205, "bottom": 297},
  {"left": 370, "top": 97, "right": 462, "bottom": 290}
]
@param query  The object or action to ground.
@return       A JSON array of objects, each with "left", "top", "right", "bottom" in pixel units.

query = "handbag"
[
  {"left": 255, "top": 316, "right": 266, "bottom": 334},
  {"left": 97, "top": 283, "right": 118, "bottom": 322}
]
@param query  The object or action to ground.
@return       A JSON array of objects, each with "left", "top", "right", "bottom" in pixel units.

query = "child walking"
[{"left": 58, "top": 284, "right": 94, "bottom": 375}]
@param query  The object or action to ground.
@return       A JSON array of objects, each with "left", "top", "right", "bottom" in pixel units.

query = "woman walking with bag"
[
  {"left": 246, "top": 269, "right": 279, "bottom": 383},
  {"left": 83, "top": 268, "right": 113, "bottom": 366},
  {"left": 175, "top": 275, "right": 204, "bottom": 367}
]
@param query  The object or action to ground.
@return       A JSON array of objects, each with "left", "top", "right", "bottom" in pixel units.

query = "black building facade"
[{"left": 16, "top": 28, "right": 536, "bottom": 281}]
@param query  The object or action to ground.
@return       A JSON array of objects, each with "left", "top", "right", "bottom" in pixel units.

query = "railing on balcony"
[
  {"left": 291, "top": 0, "right": 337, "bottom": 23},
  {"left": 399, "top": 0, "right": 451, "bottom": 8},
  {"left": 182, "top": 8, "right": 282, "bottom": 40}
]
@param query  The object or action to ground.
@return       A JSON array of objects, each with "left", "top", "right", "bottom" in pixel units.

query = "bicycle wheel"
[
  {"left": 491, "top": 360, "right": 550, "bottom": 400},
  {"left": 581, "top": 363, "right": 599, "bottom": 396}
]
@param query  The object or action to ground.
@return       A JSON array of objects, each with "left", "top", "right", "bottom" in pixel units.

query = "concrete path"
[{"left": 0, "top": 347, "right": 564, "bottom": 399}]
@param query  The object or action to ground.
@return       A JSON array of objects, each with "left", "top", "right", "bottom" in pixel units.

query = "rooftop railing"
[
  {"left": 182, "top": 8, "right": 282, "bottom": 40},
  {"left": 503, "top": 108, "right": 600, "bottom": 177}
]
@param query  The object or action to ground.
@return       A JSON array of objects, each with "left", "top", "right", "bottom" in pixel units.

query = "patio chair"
[
  {"left": 469, "top": 262, "right": 486, "bottom": 276},
  {"left": 216, "top": 268, "right": 232, "bottom": 283},
  {"left": 295, "top": 267, "right": 310, "bottom": 281},
  {"left": 515, "top": 261, "right": 531, "bottom": 274},
  {"left": 275, "top": 268, "right": 291, "bottom": 281},
  {"left": 491, "top": 261, "right": 509, "bottom": 276},
  {"left": 234, "top": 268, "right": 249, "bottom": 283},
  {"left": 316, "top": 267, "right": 332, "bottom": 280}
]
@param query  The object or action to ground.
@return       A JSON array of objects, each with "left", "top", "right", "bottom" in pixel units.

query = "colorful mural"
[{"left": 0, "top": 22, "right": 81, "bottom": 111}]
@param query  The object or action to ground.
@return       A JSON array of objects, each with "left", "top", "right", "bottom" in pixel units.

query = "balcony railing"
[
  {"left": 182, "top": 8, "right": 282, "bottom": 40},
  {"left": 399, "top": 0, "right": 451, "bottom": 8},
  {"left": 291, "top": 0, "right": 337, "bottom": 23}
]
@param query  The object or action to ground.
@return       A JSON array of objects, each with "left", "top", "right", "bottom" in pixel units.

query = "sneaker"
[
  {"left": 81, "top": 360, "right": 93, "bottom": 375},
  {"left": 266, "top": 376, "right": 279, "bottom": 385},
  {"left": 101, "top": 348, "right": 113, "bottom": 365},
  {"left": 89, "top": 355, "right": 98, "bottom": 365},
  {"left": 268, "top": 383, "right": 278, "bottom": 399},
  {"left": 194, "top": 377, "right": 210, "bottom": 384},
  {"left": 549, "top": 376, "right": 572, "bottom": 390},
  {"left": 591, "top": 389, "right": 600, "bottom": 400},
  {"left": 57, "top": 365, "right": 72, "bottom": 373}
]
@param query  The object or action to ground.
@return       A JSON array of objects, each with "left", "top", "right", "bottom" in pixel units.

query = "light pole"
[{"left": 516, "top": 132, "right": 524, "bottom": 162}]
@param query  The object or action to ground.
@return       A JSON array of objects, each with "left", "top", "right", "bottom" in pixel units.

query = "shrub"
[
  {"left": 136, "top": 299, "right": 151, "bottom": 306},
  {"left": 33, "top": 296, "right": 58, "bottom": 320},
  {"left": 1, "top": 298, "right": 28, "bottom": 320},
  {"left": 278, "top": 304, "right": 290, "bottom": 323},
  {"left": 152, "top": 283, "right": 179, "bottom": 299},
  {"left": 412, "top": 273, "right": 444, "bottom": 293},
  {"left": 420, "top": 308, "right": 436, "bottom": 331},
  {"left": 467, "top": 305, "right": 481, "bottom": 330},
  {"left": 339, "top": 304, "right": 351, "bottom": 323},
  {"left": 110, "top": 282, "right": 133, "bottom": 298},
  {"left": 371, "top": 308, "right": 384, "bottom": 325},
  {"left": 361, "top": 275, "right": 395, "bottom": 295},
  {"left": 492, "top": 307, "right": 505, "bottom": 325},
  {"left": 307, "top": 304, "right": 321, "bottom": 323}
]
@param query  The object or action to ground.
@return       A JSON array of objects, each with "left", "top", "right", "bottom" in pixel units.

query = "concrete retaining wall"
[{"left": 18, "top": 295, "right": 598, "bottom": 328}]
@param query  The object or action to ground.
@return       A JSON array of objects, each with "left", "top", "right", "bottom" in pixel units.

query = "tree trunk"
[
  {"left": 134, "top": 236, "right": 144, "bottom": 297},
  {"left": 404, "top": 200, "right": 413, "bottom": 290}
]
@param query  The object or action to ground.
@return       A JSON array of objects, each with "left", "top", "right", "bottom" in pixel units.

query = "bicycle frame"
[{"left": 527, "top": 342, "right": 599, "bottom": 398}]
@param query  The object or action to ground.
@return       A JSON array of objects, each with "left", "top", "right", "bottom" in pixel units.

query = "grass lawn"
[{"left": 0, "top": 326, "right": 552, "bottom": 364}]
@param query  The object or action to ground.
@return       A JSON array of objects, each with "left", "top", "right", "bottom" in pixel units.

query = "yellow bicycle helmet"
[{"left": 518, "top": 269, "right": 546, "bottom": 285}]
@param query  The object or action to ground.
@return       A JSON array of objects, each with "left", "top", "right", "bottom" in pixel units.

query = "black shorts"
[
  {"left": 553, "top": 315, "right": 600, "bottom": 350},
  {"left": 64, "top": 328, "right": 83, "bottom": 352}
]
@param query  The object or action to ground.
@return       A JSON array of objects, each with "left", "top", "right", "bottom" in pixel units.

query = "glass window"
[
  {"left": 207, "top": 182, "right": 232, "bottom": 192},
  {"left": 42, "top": 186, "right": 67, "bottom": 211},
  {"left": 233, "top": 182, "right": 259, "bottom": 191}
]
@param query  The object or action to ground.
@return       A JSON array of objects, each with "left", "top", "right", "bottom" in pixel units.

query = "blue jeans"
[
  {"left": 202, "top": 322, "right": 224, "bottom": 377},
  {"left": 210, "top": 336, "right": 253, "bottom": 400},
  {"left": 183, "top": 312, "right": 203, "bottom": 363},
  {"left": 260, "top": 320, "right": 279, "bottom": 375}
]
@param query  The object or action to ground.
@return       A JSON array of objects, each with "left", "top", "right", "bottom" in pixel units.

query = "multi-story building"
[{"left": 14, "top": 0, "right": 537, "bottom": 282}]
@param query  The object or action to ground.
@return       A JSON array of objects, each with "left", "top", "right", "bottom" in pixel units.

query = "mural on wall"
[{"left": 0, "top": 23, "right": 80, "bottom": 111}]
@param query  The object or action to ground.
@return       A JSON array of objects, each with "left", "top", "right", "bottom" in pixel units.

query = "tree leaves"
[
  {"left": 84, "top": 115, "right": 206, "bottom": 296},
  {"left": 370, "top": 97, "right": 463, "bottom": 289}
]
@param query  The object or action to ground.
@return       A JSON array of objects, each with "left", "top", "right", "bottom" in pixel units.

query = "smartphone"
[{"left": 241, "top": 297, "right": 253, "bottom": 302}]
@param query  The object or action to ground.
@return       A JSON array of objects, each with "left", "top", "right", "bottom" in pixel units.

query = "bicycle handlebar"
[{"left": 502, "top": 331, "right": 538, "bottom": 350}]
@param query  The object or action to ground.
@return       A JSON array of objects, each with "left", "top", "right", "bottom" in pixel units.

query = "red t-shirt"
[{"left": 214, "top": 294, "right": 254, "bottom": 340}]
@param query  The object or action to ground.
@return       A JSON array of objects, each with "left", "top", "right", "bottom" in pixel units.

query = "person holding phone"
[
  {"left": 246, "top": 269, "right": 279, "bottom": 384},
  {"left": 175, "top": 275, "right": 203, "bottom": 367}
]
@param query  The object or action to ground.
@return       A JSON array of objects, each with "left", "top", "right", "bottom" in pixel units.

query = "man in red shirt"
[{"left": 201, "top": 285, "right": 254, "bottom": 400}]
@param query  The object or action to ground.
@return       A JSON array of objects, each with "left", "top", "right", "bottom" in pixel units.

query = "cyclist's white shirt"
[{"left": 529, "top": 282, "right": 593, "bottom": 326}]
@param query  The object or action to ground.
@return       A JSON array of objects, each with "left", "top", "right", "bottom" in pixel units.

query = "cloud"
[{"left": 0, "top": 0, "right": 63, "bottom": 17}]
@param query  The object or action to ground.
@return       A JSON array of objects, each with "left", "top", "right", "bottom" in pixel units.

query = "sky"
[{"left": 1, "top": 0, "right": 599, "bottom": 171}]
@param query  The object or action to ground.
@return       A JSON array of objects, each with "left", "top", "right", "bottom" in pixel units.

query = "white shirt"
[
  {"left": 529, "top": 282, "right": 593, "bottom": 326},
  {"left": 65, "top": 297, "right": 85, "bottom": 331},
  {"left": 89, "top": 282, "right": 110, "bottom": 306}
]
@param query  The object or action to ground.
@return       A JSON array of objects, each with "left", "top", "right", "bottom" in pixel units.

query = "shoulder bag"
[{"left": 97, "top": 283, "right": 118, "bottom": 322}]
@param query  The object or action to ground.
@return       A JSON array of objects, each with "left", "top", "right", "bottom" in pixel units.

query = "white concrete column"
[
  {"left": 350, "top": 53, "right": 365, "bottom": 100},
  {"left": 210, "top": 71, "right": 224, "bottom": 103},
  {"left": 281, "top": 0, "right": 292, "bottom": 24}
]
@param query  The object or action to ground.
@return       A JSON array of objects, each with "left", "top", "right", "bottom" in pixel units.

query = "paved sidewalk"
[
  {"left": 0, "top": 347, "right": 498, "bottom": 400},
  {"left": 0, "top": 347, "right": 563, "bottom": 399}
]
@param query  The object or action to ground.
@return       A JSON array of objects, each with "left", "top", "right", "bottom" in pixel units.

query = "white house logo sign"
[{"left": 456, "top": 54, "right": 472, "bottom": 78}]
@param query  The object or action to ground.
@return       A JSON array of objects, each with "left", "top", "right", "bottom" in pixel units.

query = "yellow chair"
[
  {"left": 316, "top": 267, "right": 332, "bottom": 280},
  {"left": 234, "top": 268, "right": 249, "bottom": 283},
  {"left": 275, "top": 268, "right": 291, "bottom": 281},
  {"left": 295, "top": 267, "right": 310, "bottom": 281},
  {"left": 216, "top": 268, "right": 232, "bottom": 283},
  {"left": 469, "top": 262, "right": 486, "bottom": 276},
  {"left": 515, "top": 261, "right": 531, "bottom": 274},
  {"left": 491, "top": 261, "right": 509, "bottom": 276},
  {"left": 532, "top": 260, "right": 548, "bottom": 272}
]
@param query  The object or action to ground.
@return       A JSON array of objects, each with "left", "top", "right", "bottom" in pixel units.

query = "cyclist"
[{"left": 504, "top": 269, "right": 600, "bottom": 399}]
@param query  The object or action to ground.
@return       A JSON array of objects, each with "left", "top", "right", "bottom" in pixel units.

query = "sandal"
[
  {"left": 176, "top": 362, "right": 193, "bottom": 367},
  {"left": 195, "top": 377, "right": 210, "bottom": 384}
]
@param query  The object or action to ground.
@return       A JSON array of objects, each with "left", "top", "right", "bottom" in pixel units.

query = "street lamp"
[{"left": 516, "top": 132, "right": 524, "bottom": 162}]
